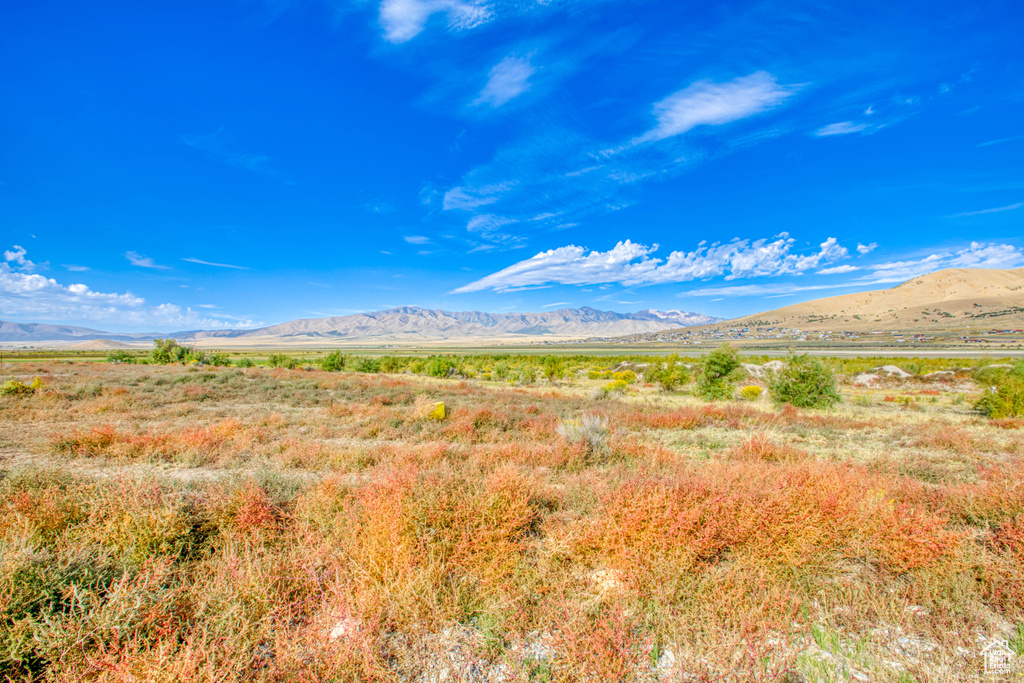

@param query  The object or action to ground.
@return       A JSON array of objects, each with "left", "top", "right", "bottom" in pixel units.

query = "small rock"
[
  {"left": 328, "top": 617, "right": 360, "bottom": 641},
  {"left": 878, "top": 365, "right": 912, "bottom": 377},
  {"left": 852, "top": 373, "right": 880, "bottom": 387}
]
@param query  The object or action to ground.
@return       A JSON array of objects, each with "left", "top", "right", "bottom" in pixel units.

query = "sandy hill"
[
  {"left": 692, "top": 267, "right": 1024, "bottom": 333},
  {"left": 67, "top": 339, "right": 134, "bottom": 350}
]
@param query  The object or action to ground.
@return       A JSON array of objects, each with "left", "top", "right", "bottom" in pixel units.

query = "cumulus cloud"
[
  {"left": 3, "top": 246, "right": 39, "bottom": 272},
  {"left": 856, "top": 242, "right": 877, "bottom": 255},
  {"left": 453, "top": 233, "right": 848, "bottom": 293},
  {"left": 0, "top": 247, "right": 255, "bottom": 329},
  {"left": 126, "top": 251, "right": 169, "bottom": 270},
  {"left": 634, "top": 72, "right": 794, "bottom": 144},
  {"left": 379, "top": 0, "right": 491, "bottom": 43},
  {"left": 473, "top": 55, "right": 535, "bottom": 107},
  {"left": 865, "top": 241, "right": 1023, "bottom": 283}
]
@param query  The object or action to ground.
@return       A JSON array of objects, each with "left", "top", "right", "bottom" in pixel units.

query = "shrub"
[
  {"left": 150, "top": 338, "right": 205, "bottom": 365},
  {"left": 319, "top": 350, "right": 346, "bottom": 372},
  {"left": 975, "top": 376, "right": 1024, "bottom": 418},
  {"left": 265, "top": 353, "right": 299, "bottom": 369},
  {"left": 353, "top": 357, "right": 381, "bottom": 373},
  {"left": 235, "top": 357, "right": 255, "bottom": 368},
  {"left": 557, "top": 413, "right": 609, "bottom": 456},
  {"left": 1, "top": 377, "right": 43, "bottom": 396},
  {"left": 426, "top": 356, "right": 457, "bottom": 378},
  {"left": 694, "top": 344, "right": 741, "bottom": 400},
  {"left": 767, "top": 353, "right": 841, "bottom": 409},
  {"left": 651, "top": 356, "right": 689, "bottom": 391},
  {"left": 740, "top": 385, "right": 763, "bottom": 401},
  {"left": 611, "top": 370, "right": 637, "bottom": 383},
  {"left": 105, "top": 350, "right": 136, "bottom": 364},
  {"left": 602, "top": 379, "right": 630, "bottom": 396},
  {"left": 205, "top": 352, "right": 231, "bottom": 367}
]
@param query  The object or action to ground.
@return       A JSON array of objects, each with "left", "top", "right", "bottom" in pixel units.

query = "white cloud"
[
  {"left": 3, "top": 245, "right": 38, "bottom": 272},
  {"left": 64, "top": 265, "right": 90, "bottom": 272},
  {"left": 856, "top": 242, "right": 877, "bottom": 255},
  {"left": 814, "top": 121, "right": 869, "bottom": 136},
  {"left": 864, "top": 241, "right": 1023, "bottom": 283},
  {"left": 634, "top": 72, "right": 794, "bottom": 145},
  {"left": 682, "top": 282, "right": 857, "bottom": 298},
  {"left": 378, "top": 0, "right": 491, "bottom": 43},
  {"left": 442, "top": 180, "right": 518, "bottom": 210},
  {"left": 0, "top": 248, "right": 254, "bottom": 329},
  {"left": 404, "top": 235, "right": 431, "bottom": 244},
  {"left": 947, "top": 202, "right": 1022, "bottom": 218},
  {"left": 541, "top": 301, "right": 571, "bottom": 308},
  {"left": 182, "top": 257, "right": 249, "bottom": 270},
  {"left": 473, "top": 55, "right": 535, "bottom": 107},
  {"left": 453, "top": 233, "right": 849, "bottom": 293},
  {"left": 126, "top": 252, "right": 169, "bottom": 270},
  {"left": 817, "top": 264, "right": 860, "bottom": 275}
]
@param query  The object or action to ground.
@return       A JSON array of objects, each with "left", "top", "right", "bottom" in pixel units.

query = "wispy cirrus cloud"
[
  {"left": 453, "top": 233, "right": 848, "bottom": 293},
  {"left": 182, "top": 257, "right": 250, "bottom": 270},
  {"left": 1, "top": 247, "right": 256, "bottom": 329},
  {"left": 378, "top": 0, "right": 492, "bottom": 43},
  {"left": 473, "top": 55, "right": 535, "bottom": 107},
  {"left": 633, "top": 71, "right": 795, "bottom": 145},
  {"left": 443, "top": 72, "right": 798, "bottom": 247},
  {"left": 817, "top": 264, "right": 859, "bottom": 275},
  {"left": 404, "top": 235, "right": 431, "bottom": 244},
  {"left": 947, "top": 202, "right": 1022, "bottom": 218},
  {"left": 814, "top": 120, "right": 871, "bottom": 136},
  {"left": 126, "top": 252, "right": 169, "bottom": 270}
]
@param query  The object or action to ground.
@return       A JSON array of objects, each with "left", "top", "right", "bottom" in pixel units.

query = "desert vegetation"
[{"left": 1, "top": 351, "right": 1023, "bottom": 681}]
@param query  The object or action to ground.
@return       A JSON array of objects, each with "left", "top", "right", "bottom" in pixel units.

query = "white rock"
[
  {"left": 852, "top": 373, "right": 880, "bottom": 387},
  {"left": 878, "top": 365, "right": 912, "bottom": 377},
  {"left": 328, "top": 617, "right": 360, "bottom": 641}
]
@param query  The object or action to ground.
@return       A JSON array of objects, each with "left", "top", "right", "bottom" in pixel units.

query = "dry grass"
[{"left": 0, "top": 361, "right": 1022, "bottom": 681}]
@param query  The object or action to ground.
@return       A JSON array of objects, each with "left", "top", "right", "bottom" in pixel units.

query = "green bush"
[
  {"left": 695, "top": 345, "right": 742, "bottom": 400},
  {"left": 235, "top": 357, "right": 255, "bottom": 368},
  {"left": 319, "top": 351, "right": 346, "bottom": 372},
  {"left": 426, "top": 356, "right": 457, "bottom": 378},
  {"left": 105, "top": 350, "right": 136, "bottom": 364},
  {"left": 652, "top": 357, "right": 690, "bottom": 391},
  {"left": 352, "top": 357, "right": 381, "bottom": 373},
  {"left": 265, "top": 354, "right": 299, "bottom": 369},
  {"left": 767, "top": 354, "right": 841, "bottom": 409},
  {"left": 150, "top": 339, "right": 205, "bottom": 365},
  {"left": 975, "top": 363, "right": 1024, "bottom": 418}
]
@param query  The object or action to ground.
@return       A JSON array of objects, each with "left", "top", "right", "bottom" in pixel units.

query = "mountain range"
[{"left": 0, "top": 306, "right": 720, "bottom": 345}]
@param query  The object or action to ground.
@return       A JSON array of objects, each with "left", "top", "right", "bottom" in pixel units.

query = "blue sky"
[{"left": 1, "top": 0, "right": 1022, "bottom": 331}]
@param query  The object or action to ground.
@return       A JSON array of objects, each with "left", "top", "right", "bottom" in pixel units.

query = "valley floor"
[{"left": 2, "top": 362, "right": 1023, "bottom": 681}]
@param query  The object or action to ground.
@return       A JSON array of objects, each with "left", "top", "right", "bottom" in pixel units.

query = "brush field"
[{"left": 2, "top": 360, "right": 1023, "bottom": 681}]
